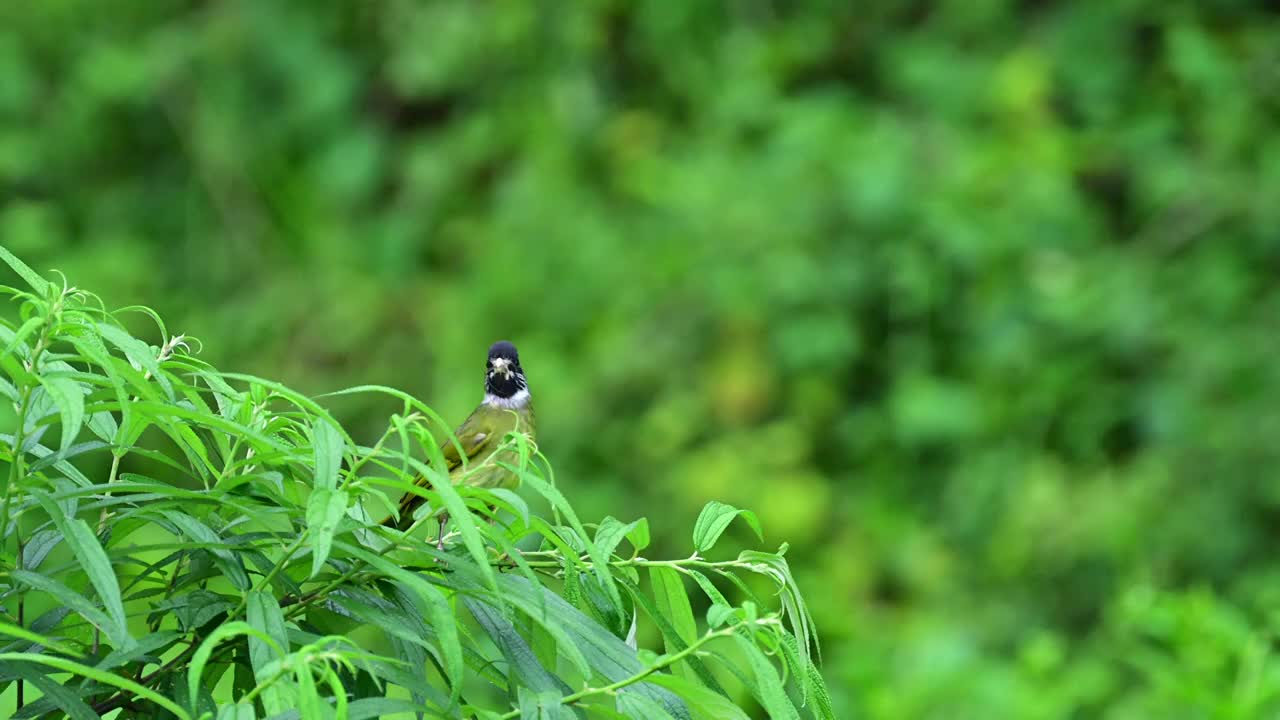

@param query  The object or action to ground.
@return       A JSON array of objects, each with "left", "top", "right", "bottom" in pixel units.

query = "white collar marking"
[{"left": 484, "top": 388, "right": 531, "bottom": 410}]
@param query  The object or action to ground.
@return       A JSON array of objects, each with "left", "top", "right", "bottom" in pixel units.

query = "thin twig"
[{"left": 495, "top": 622, "right": 768, "bottom": 719}]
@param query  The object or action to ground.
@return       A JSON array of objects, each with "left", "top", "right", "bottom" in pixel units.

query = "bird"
[{"left": 384, "top": 341, "right": 536, "bottom": 544}]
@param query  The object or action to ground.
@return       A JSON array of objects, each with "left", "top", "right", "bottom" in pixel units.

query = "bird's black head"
[{"left": 485, "top": 341, "right": 527, "bottom": 399}]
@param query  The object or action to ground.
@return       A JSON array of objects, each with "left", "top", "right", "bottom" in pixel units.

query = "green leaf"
[
  {"left": 397, "top": 578, "right": 465, "bottom": 710},
  {"left": 515, "top": 465, "right": 626, "bottom": 629},
  {"left": 187, "top": 622, "right": 275, "bottom": 715},
  {"left": 489, "top": 487, "right": 530, "bottom": 527},
  {"left": 707, "top": 605, "right": 736, "bottom": 630},
  {"left": 529, "top": 612, "right": 558, "bottom": 677},
  {"left": 466, "top": 598, "right": 576, "bottom": 698},
  {"left": 294, "top": 653, "right": 325, "bottom": 718},
  {"left": 580, "top": 570, "right": 632, "bottom": 640},
  {"left": 650, "top": 568, "right": 700, "bottom": 683},
  {"left": 215, "top": 704, "right": 255, "bottom": 720},
  {"left": 416, "top": 590, "right": 466, "bottom": 710},
  {"left": 618, "top": 577, "right": 726, "bottom": 695},
  {"left": 4, "top": 660, "right": 102, "bottom": 720},
  {"left": 160, "top": 510, "right": 251, "bottom": 590},
  {"left": 13, "top": 573, "right": 101, "bottom": 630},
  {"left": 692, "top": 501, "right": 762, "bottom": 553},
  {"left": 626, "top": 518, "right": 651, "bottom": 553},
  {"left": 0, "top": 245, "right": 51, "bottom": 295},
  {"left": 95, "top": 631, "right": 181, "bottom": 671},
  {"left": 86, "top": 410, "right": 119, "bottom": 443},
  {"left": 401, "top": 453, "right": 500, "bottom": 598},
  {"left": 312, "top": 419, "right": 344, "bottom": 491},
  {"left": 65, "top": 332, "right": 134, "bottom": 441},
  {"left": 21, "top": 528, "right": 62, "bottom": 571},
  {"left": 0, "top": 652, "right": 190, "bottom": 719},
  {"left": 245, "top": 591, "right": 290, "bottom": 716},
  {"left": 617, "top": 691, "right": 679, "bottom": 720},
  {"left": 471, "top": 597, "right": 581, "bottom": 717},
  {"left": 346, "top": 698, "right": 432, "bottom": 720},
  {"left": 38, "top": 375, "right": 85, "bottom": 454},
  {"left": 163, "top": 590, "right": 234, "bottom": 632},
  {"left": 738, "top": 549, "right": 820, "bottom": 682},
  {"left": 686, "top": 571, "right": 730, "bottom": 607},
  {"left": 305, "top": 488, "right": 348, "bottom": 578},
  {"left": 498, "top": 576, "right": 690, "bottom": 720},
  {"left": 172, "top": 423, "right": 216, "bottom": 481},
  {"left": 29, "top": 491, "right": 134, "bottom": 650},
  {"left": 332, "top": 541, "right": 467, "bottom": 707},
  {"left": 382, "top": 635, "right": 457, "bottom": 715},
  {"left": 491, "top": 580, "right": 594, "bottom": 682},
  {"left": 733, "top": 634, "right": 800, "bottom": 720},
  {"left": 594, "top": 516, "right": 644, "bottom": 560},
  {"left": 97, "top": 324, "right": 171, "bottom": 399},
  {"left": 3, "top": 316, "right": 42, "bottom": 360},
  {"left": 329, "top": 587, "right": 429, "bottom": 645},
  {"left": 778, "top": 631, "right": 834, "bottom": 720},
  {"left": 648, "top": 675, "right": 751, "bottom": 720},
  {"left": 0, "top": 374, "right": 17, "bottom": 401},
  {"left": 518, "top": 687, "right": 580, "bottom": 720},
  {"left": 0, "top": 620, "right": 82, "bottom": 656}
]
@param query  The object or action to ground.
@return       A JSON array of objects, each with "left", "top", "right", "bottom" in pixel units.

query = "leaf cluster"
[{"left": 0, "top": 249, "right": 831, "bottom": 718}]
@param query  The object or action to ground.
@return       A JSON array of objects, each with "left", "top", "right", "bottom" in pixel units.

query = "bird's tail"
[{"left": 377, "top": 475, "right": 430, "bottom": 528}]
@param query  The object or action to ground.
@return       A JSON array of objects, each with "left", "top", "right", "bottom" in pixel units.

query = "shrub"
[{"left": 0, "top": 247, "right": 831, "bottom": 719}]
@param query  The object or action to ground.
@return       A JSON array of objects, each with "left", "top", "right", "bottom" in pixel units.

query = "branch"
[{"left": 496, "top": 620, "right": 772, "bottom": 719}]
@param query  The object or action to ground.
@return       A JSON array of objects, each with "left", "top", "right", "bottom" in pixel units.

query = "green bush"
[{"left": 0, "top": 249, "right": 831, "bottom": 718}]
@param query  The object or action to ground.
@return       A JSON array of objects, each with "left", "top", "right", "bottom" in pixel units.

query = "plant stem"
[
  {"left": 92, "top": 451, "right": 121, "bottom": 656},
  {"left": 15, "top": 540, "right": 23, "bottom": 711},
  {"left": 497, "top": 624, "right": 743, "bottom": 719},
  {"left": 515, "top": 552, "right": 742, "bottom": 573},
  {"left": 1, "top": 294, "right": 56, "bottom": 712},
  {"left": 0, "top": 384, "right": 32, "bottom": 548},
  {"left": 341, "top": 421, "right": 400, "bottom": 489},
  {"left": 224, "top": 532, "right": 308, "bottom": 621},
  {"left": 96, "top": 452, "right": 122, "bottom": 533},
  {"left": 88, "top": 640, "right": 196, "bottom": 716}
]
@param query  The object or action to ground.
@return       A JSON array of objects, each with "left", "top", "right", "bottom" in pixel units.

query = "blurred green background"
[{"left": 4, "top": 2, "right": 1280, "bottom": 717}]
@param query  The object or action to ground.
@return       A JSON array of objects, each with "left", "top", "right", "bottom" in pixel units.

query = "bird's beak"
[{"left": 491, "top": 358, "right": 512, "bottom": 377}]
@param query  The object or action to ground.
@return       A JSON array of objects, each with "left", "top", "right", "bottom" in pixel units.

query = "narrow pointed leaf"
[
  {"left": 0, "top": 244, "right": 51, "bottom": 294},
  {"left": 692, "top": 502, "right": 762, "bottom": 553},
  {"left": 650, "top": 568, "right": 701, "bottom": 684},
  {"left": 312, "top": 419, "right": 344, "bottom": 491},
  {"left": 246, "top": 592, "right": 290, "bottom": 716},
  {"left": 618, "top": 691, "right": 679, "bottom": 720},
  {"left": 305, "top": 488, "right": 348, "bottom": 578},
  {"left": 38, "top": 375, "right": 85, "bottom": 453},
  {"left": 499, "top": 576, "right": 690, "bottom": 720},
  {"left": 0, "top": 652, "right": 189, "bottom": 719},
  {"left": 160, "top": 510, "right": 251, "bottom": 590},
  {"left": 5, "top": 661, "right": 102, "bottom": 720},
  {"left": 30, "top": 491, "right": 133, "bottom": 650},
  {"left": 648, "top": 675, "right": 751, "bottom": 720},
  {"left": 594, "top": 516, "right": 643, "bottom": 561},
  {"left": 733, "top": 635, "right": 800, "bottom": 720},
  {"left": 515, "top": 466, "right": 625, "bottom": 627},
  {"left": 466, "top": 598, "right": 574, "bottom": 697}
]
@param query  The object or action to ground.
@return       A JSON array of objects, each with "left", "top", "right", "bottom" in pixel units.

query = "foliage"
[
  {"left": 4, "top": 2, "right": 1280, "bottom": 717},
  {"left": 0, "top": 252, "right": 831, "bottom": 718}
]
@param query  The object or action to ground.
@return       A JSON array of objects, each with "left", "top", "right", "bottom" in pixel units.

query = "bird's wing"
[
  {"left": 439, "top": 408, "right": 498, "bottom": 471},
  {"left": 394, "top": 408, "right": 497, "bottom": 521}
]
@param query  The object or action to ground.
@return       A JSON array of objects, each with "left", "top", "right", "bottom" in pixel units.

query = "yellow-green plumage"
[
  {"left": 388, "top": 341, "right": 535, "bottom": 532},
  {"left": 394, "top": 401, "right": 535, "bottom": 524}
]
